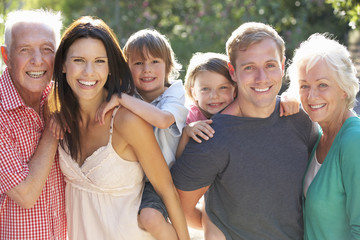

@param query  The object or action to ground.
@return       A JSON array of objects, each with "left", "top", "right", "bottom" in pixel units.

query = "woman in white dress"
[{"left": 50, "top": 16, "right": 189, "bottom": 240}]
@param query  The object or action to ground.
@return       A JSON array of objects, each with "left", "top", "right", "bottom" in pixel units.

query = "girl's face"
[
  {"left": 63, "top": 38, "right": 109, "bottom": 101},
  {"left": 192, "top": 71, "right": 236, "bottom": 117},
  {"left": 128, "top": 49, "right": 166, "bottom": 101}
]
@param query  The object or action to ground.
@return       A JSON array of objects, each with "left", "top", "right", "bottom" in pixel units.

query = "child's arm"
[
  {"left": 175, "top": 120, "right": 214, "bottom": 159},
  {"left": 118, "top": 111, "right": 190, "bottom": 240},
  {"left": 279, "top": 91, "right": 300, "bottom": 117},
  {"left": 48, "top": 113, "right": 70, "bottom": 140},
  {"left": 96, "top": 93, "right": 175, "bottom": 129}
]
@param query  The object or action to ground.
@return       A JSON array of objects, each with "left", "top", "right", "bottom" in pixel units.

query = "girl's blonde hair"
[{"left": 184, "top": 52, "right": 236, "bottom": 102}]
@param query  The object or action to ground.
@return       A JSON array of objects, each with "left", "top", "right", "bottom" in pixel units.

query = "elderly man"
[
  {"left": 0, "top": 9, "right": 66, "bottom": 239},
  {"left": 171, "top": 22, "right": 319, "bottom": 240}
]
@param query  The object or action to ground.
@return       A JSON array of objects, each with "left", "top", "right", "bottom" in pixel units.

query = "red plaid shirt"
[{"left": 0, "top": 68, "right": 66, "bottom": 239}]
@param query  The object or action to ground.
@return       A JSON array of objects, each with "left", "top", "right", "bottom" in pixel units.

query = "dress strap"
[{"left": 108, "top": 106, "right": 120, "bottom": 144}]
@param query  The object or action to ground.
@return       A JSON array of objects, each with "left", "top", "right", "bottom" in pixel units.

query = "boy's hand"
[
  {"left": 95, "top": 94, "right": 121, "bottom": 125},
  {"left": 280, "top": 92, "right": 300, "bottom": 117},
  {"left": 185, "top": 119, "right": 214, "bottom": 143}
]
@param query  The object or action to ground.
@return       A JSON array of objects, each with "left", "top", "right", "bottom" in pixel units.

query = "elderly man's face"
[{"left": 4, "top": 22, "right": 56, "bottom": 102}]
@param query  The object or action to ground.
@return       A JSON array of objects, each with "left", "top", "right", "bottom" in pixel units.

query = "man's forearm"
[{"left": 6, "top": 128, "right": 58, "bottom": 208}]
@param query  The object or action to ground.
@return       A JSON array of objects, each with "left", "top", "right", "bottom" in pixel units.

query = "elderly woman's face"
[{"left": 298, "top": 59, "right": 347, "bottom": 125}]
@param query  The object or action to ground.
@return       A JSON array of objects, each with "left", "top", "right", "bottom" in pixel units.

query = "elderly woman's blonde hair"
[{"left": 287, "top": 33, "right": 359, "bottom": 109}]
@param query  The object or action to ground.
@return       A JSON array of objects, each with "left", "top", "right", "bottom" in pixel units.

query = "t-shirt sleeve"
[
  {"left": 340, "top": 128, "right": 360, "bottom": 238},
  {"left": 171, "top": 137, "right": 226, "bottom": 191},
  {"left": 291, "top": 108, "right": 320, "bottom": 154},
  {"left": 308, "top": 121, "right": 320, "bottom": 154},
  {"left": 160, "top": 95, "right": 188, "bottom": 137},
  {"left": 0, "top": 127, "right": 29, "bottom": 194}
]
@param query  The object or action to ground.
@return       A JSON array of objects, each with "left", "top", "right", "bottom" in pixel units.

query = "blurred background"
[{"left": 0, "top": 0, "right": 359, "bottom": 86}]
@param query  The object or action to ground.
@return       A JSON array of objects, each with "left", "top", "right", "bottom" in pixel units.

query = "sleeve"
[
  {"left": 0, "top": 127, "right": 29, "bottom": 194},
  {"left": 171, "top": 137, "right": 228, "bottom": 191},
  {"left": 340, "top": 128, "right": 360, "bottom": 239},
  {"left": 159, "top": 91, "right": 188, "bottom": 137},
  {"left": 308, "top": 121, "right": 321, "bottom": 154}
]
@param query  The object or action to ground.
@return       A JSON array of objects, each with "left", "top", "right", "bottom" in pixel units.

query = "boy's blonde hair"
[
  {"left": 184, "top": 52, "right": 236, "bottom": 102},
  {"left": 226, "top": 22, "right": 285, "bottom": 69},
  {"left": 123, "top": 29, "right": 181, "bottom": 86}
]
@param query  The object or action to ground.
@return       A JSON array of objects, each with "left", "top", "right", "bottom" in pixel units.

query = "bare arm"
[
  {"left": 96, "top": 93, "right": 175, "bottom": 129},
  {"left": 176, "top": 186, "right": 209, "bottom": 229},
  {"left": 116, "top": 111, "right": 190, "bottom": 240},
  {"left": 279, "top": 91, "right": 300, "bottom": 117},
  {"left": 176, "top": 132, "right": 190, "bottom": 160},
  {"left": 6, "top": 127, "right": 58, "bottom": 209}
]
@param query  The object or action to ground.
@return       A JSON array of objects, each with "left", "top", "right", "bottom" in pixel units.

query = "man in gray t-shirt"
[{"left": 171, "top": 22, "right": 318, "bottom": 240}]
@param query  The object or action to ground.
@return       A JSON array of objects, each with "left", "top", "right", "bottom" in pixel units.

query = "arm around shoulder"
[{"left": 119, "top": 93, "right": 175, "bottom": 129}]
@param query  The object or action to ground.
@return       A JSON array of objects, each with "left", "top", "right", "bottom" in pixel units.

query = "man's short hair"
[
  {"left": 226, "top": 22, "right": 285, "bottom": 68},
  {"left": 4, "top": 9, "right": 62, "bottom": 52}
]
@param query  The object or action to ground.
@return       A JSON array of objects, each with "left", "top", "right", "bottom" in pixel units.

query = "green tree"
[
  {"left": 326, "top": 0, "right": 360, "bottom": 29},
  {"left": 0, "top": 0, "right": 352, "bottom": 80}
]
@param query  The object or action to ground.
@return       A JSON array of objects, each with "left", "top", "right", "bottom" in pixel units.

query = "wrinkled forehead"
[{"left": 11, "top": 22, "right": 56, "bottom": 47}]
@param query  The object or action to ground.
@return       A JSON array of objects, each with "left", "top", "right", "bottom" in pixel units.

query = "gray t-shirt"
[{"left": 171, "top": 98, "right": 318, "bottom": 240}]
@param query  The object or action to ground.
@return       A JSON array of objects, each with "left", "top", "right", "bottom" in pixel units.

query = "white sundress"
[{"left": 59, "top": 108, "right": 155, "bottom": 240}]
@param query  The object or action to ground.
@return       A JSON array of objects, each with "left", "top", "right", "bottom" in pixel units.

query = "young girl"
[
  {"left": 51, "top": 18, "right": 189, "bottom": 240},
  {"left": 96, "top": 29, "right": 189, "bottom": 240},
  {"left": 176, "top": 52, "right": 300, "bottom": 240},
  {"left": 177, "top": 52, "right": 300, "bottom": 157}
]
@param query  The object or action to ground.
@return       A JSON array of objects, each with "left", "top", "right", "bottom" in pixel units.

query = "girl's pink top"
[{"left": 186, "top": 104, "right": 208, "bottom": 124}]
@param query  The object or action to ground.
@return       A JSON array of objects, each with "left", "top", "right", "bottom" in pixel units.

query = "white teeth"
[
  {"left": 254, "top": 87, "right": 269, "bottom": 92},
  {"left": 27, "top": 71, "right": 45, "bottom": 78},
  {"left": 78, "top": 80, "right": 96, "bottom": 86},
  {"left": 310, "top": 104, "right": 325, "bottom": 109},
  {"left": 141, "top": 77, "right": 154, "bottom": 82}
]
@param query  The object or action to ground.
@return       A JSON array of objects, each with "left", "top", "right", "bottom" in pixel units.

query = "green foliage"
[
  {"left": 0, "top": 0, "right": 354, "bottom": 80},
  {"left": 326, "top": 0, "right": 360, "bottom": 29}
]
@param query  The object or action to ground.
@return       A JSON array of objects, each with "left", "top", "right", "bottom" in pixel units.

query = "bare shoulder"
[
  {"left": 221, "top": 101, "right": 241, "bottom": 116},
  {"left": 113, "top": 107, "right": 151, "bottom": 136}
]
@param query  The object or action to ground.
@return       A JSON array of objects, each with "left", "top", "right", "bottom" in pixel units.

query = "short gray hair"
[
  {"left": 4, "top": 9, "right": 62, "bottom": 52},
  {"left": 287, "top": 33, "right": 359, "bottom": 109}
]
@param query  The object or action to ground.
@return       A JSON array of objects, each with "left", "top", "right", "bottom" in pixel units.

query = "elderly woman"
[{"left": 288, "top": 33, "right": 360, "bottom": 240}]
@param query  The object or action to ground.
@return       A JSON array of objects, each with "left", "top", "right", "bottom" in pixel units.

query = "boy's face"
[
  {"left": 127, "top": 50, "right": 166, "bottom": 100},
  {"left": 229, "top": 38, "right": 285, "bottom": 116}
]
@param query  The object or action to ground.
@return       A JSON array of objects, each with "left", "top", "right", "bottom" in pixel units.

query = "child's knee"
[{"left": 138, "top": 208, "right": 165, "bottom": 230}]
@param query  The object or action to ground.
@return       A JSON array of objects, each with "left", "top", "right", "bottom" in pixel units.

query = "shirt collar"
[
  {"left": 134, "top": 79, "right": 183, "bottom": 103},
  {"left": 0, "top": 67, "right": 53, "bottom": 111}
]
